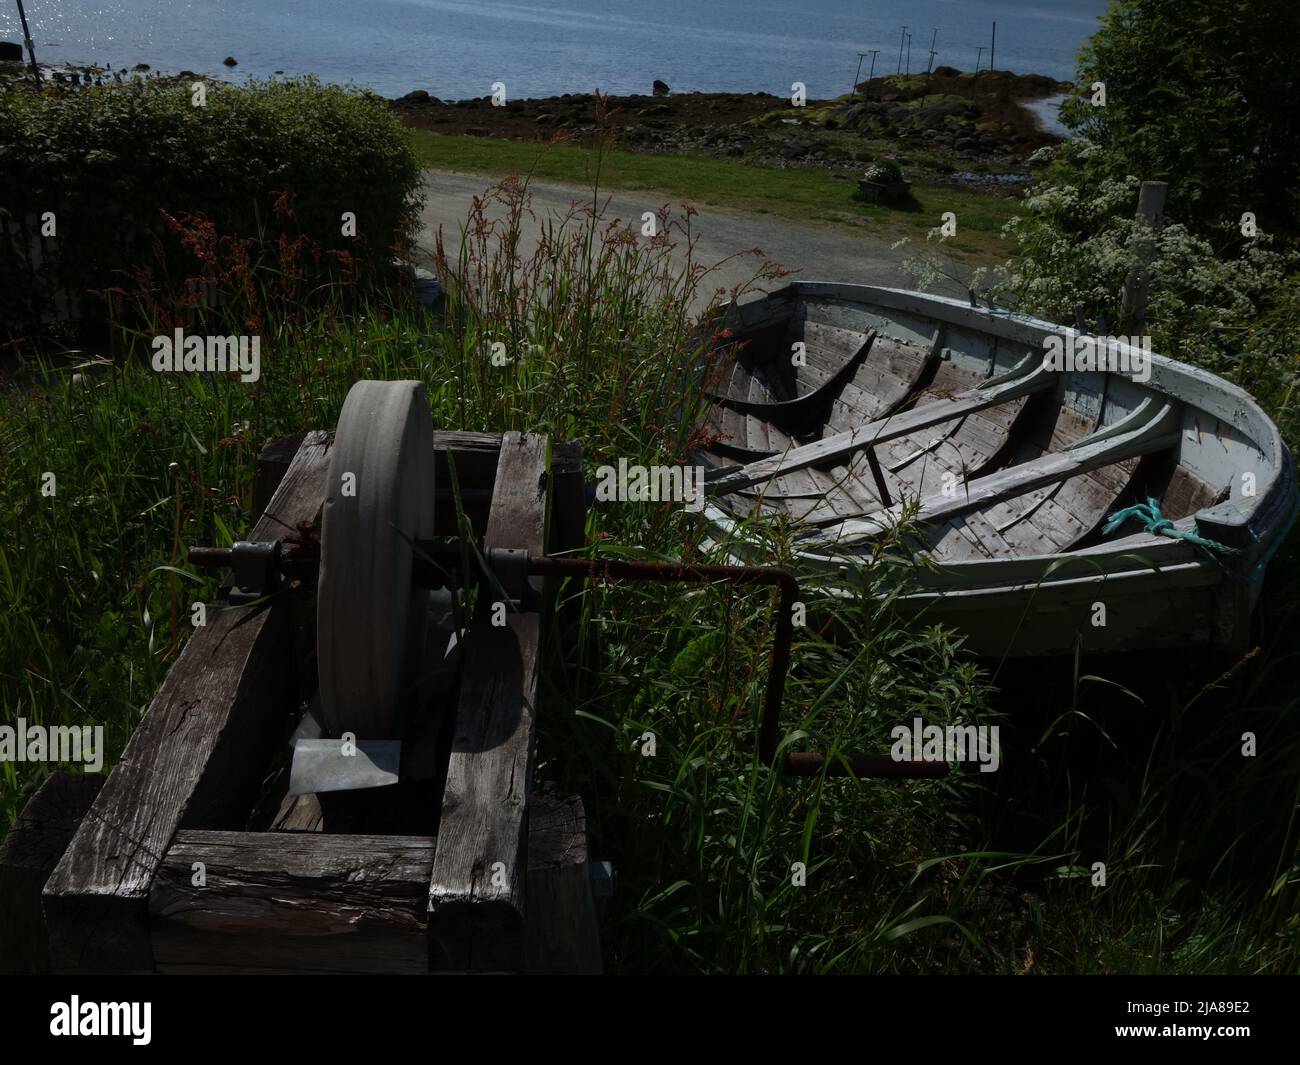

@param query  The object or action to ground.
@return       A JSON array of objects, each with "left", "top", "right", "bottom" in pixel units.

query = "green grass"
[
  {"left": 408, "top": 130, "right": 1018, "bottom": 261},
  {"left": 2, "top": 173, "right": 1299, "bottom": 974}
]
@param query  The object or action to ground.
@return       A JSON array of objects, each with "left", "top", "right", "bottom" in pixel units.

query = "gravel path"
[{"left": 416, "top": 169, "right": 966, "bottom": 311}]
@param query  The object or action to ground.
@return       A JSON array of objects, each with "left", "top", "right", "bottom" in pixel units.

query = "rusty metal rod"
[
  {"left": 190, "top": 540, "right": 948, "bottom": 780},
  {"left": 188, "top": 546, "right": 235, "bottom": 566}
]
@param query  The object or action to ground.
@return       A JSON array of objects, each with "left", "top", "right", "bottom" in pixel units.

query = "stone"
[
  {"left": 652, "top": 79, "right": 670, "bottom": 96},
  {"left": 399, "top": 89, "right": 430, "bottom": 103},
  {"left": 0, "top": 41, "right": 22, "bottom": 62},
  {"left": 223, "top": 56, "right": 238, "bottom": 67}
]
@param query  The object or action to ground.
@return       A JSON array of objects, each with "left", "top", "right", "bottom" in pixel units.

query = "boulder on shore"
[
  {"left": 652, "top": 79, "right": 670, "bottom": 96},
  {"left": 223, "top": 56, "right": 238, "bottom": 67}
]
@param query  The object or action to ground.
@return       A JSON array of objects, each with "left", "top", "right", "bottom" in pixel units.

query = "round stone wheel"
[{"left": 318, "top": 380, "right": 435, "bottom": 738}]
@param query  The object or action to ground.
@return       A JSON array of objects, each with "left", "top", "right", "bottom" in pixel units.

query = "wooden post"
[
  {"left": 1120, "top": 180, "right": 1169, "bottom": 335},
  {"left": 427, "top": 431, "right": 549, "bottom": 971},
  {"left": 523, "top": 791, "right": 602, "bottom": 974},
  {"left": 15, "top": 0, "right": 41, "bottom": 85},
  {"left": 253, "top": 432, "right": 307, "bottom": 520}
]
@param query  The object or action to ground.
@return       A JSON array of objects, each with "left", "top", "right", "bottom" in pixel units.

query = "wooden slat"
[
  {"left": 708, "top": 334, "right": 873, "bottom": 417},
  {"left": 707, "top": 359, "right": 1052, "bottom": 496},
  {"left": 149, "top": 792, "right": 601, "bottom": 974},
  {"left": 152, "top": 831, "right": 434, "bottom": 974},
  {"left": 805, "top": 402, "right": 1181, "bottom": 547},
  {"left": 42, "top": 431, "right": 332, "bottom": 972},
  {"left": 427, "top": 430, "right": 548, "bottom": 972}
]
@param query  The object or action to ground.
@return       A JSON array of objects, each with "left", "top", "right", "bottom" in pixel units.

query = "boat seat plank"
[{"left": 801, "top": 400, "right": 1181, "bottom": 547}]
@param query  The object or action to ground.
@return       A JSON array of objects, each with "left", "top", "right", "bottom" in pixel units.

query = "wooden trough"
[{"left": 2, "top": 390, "right": 602, "bottom": 974}]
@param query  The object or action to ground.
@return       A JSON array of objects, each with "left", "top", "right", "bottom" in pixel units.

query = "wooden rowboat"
[{"left": 696, "top": 283, "right": 1297, "bottom": 658}]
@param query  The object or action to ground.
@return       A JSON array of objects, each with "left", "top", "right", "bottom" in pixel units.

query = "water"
[{"left": 2, "top": 0, "right": 1107, "bottom": 100}]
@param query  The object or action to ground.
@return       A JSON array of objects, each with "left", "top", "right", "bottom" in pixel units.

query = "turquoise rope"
[{"left": 1103, "top": 497, "right": 1243, "bottom": 558}]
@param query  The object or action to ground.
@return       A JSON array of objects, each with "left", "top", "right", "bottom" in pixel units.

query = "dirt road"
[{"left": 415, "top": 169, "right": 966, "bottom": 311}]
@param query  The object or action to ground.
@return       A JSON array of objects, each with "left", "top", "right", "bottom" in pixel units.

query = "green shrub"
[
  {"left": 0, "top": 77, "right": 423, "bottom": 338},
  {"left": 864, "top": 160, "right": 904, "bottom": 184}
]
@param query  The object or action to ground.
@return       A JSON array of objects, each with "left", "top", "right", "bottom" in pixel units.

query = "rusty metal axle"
[{"left": 188, "top": 540, "right": 947, "bottom": 781}]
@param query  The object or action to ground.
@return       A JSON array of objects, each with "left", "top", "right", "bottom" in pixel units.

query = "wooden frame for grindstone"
[{"left": 17, "top": 427, "right": 600, "bottom": 975}]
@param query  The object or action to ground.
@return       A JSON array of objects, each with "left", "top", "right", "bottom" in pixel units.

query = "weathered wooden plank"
[
  {"left": 710, "top": 334, "right": 873, "bottom": 417},
  {"left": 0, "top": 771, "right": 104, "bottom": 973},
  {"left": 427, "top": 430, "right": 549, "bottom": 972},
  {"left": 150, "top": 831, "right": 433, "bottom": 974},
  {"left": 42, "top": 431, "right": 332, "bottom": 972},
  {"left": 523, "top": 791, "right": 602, "bottom": 974},
  {"left": 708, "top": 358, "right": 1052, "bottom": 495},
  {"left": 151, "top": 790, "right": 601, "bottom": 974},
  {"left": 804, "top": 401, "right": 1181, "bottom": 547},
  {"left": 253, "top": 432, "right": 307, "bottom": 520}
]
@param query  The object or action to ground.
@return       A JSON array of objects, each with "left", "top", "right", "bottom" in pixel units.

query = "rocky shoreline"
[{"left": 391, "top": 69, "right": 1073, "bottom": 193}]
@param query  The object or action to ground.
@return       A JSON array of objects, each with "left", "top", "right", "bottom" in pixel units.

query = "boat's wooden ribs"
[
  {"left": 801, "top": 399, "right": 1182, "bottom": 549},
  {"left": 705, "top": 356, "right": 1053, "bottom": 497}
]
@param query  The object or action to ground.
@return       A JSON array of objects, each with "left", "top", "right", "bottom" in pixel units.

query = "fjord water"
[{"left": 3, "top": 0, "right": 1106, "bottom": 98}]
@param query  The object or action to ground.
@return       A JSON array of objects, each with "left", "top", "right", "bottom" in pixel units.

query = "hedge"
[{"left": 0, "top": 77, "right": 423, "bottom": 338}]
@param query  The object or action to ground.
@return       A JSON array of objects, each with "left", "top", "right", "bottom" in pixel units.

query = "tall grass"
[{"left": 2, "top": 167, "right": 1298, "bottom": 973}]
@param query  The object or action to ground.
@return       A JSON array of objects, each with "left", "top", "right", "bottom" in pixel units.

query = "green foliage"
[
  {"left": 0, "top": 78, "right": 423, "bottom": 337},
  {"left": 1059, "top": 0, "right": 1300, "bottom": 233}
]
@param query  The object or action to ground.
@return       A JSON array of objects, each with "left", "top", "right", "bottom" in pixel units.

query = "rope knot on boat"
[{"left": 1103, "top": 497, "right": 1243, "bottom": 558}]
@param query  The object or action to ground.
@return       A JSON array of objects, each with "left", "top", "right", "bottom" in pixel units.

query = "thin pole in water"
[{"left": 14, "top": 0, "right": 42, "bottom": 85}]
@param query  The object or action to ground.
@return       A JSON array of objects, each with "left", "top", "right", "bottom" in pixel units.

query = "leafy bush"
[
  {"left": 989, "top": 175, "right": 1300, "bottom": 445},
  {"left": 0, "top": 77, "right": 423, "bottom": 338},
  {"left": 1059, "top": 0, "right": 1300, "bottom": 233}
]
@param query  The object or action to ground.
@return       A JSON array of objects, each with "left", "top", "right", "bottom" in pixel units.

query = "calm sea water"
[{"left": 3, "top": 0, "right": 1106, "bottom": 99}]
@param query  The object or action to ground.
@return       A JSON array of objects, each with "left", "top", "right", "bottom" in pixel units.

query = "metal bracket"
[
  {"left": 483, "top": 546, "right": 536, "bottom": 612},
  {"left": 227, "top": 540, "right": 282, "bottom": 605}
]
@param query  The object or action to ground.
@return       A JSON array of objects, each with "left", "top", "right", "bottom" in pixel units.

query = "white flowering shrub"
[{"left": 987, "top": 176, "right": 1300, "bottom": 438}]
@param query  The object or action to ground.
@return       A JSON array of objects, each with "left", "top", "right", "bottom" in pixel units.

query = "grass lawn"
[{"left": 408, "top": 130, "right": 1019, "bottom": 263}]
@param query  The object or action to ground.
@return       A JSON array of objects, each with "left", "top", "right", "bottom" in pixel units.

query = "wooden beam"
[
  {"left": 42, "top": 431, "right": 332, "bottom": 972},
  {"left": 150, "top": 791, "right": 598, "bottom": 974},
  {"left": 427, "top": 431, "right": 549, "bottom": 972},
  {"left": 253, "top": 432, "right": 307, "bottom": 520},
  {"left": 805, "top": 401, "right": 1181, "bottom": 547},
  {"left": 706, "top": 333, "right": 876, "bottom": 416},
  {"left": 151, "top": 831, "right": 433, "bottom": 974},
  {"left": 523, "top": 791, "right": 602, "bottom": 974},
  {"left": 706, "top": 356, "right": 1052, "bottom": 495},
  {"left": 0, "top": 771, "right": 104, "bottom": 973}
]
